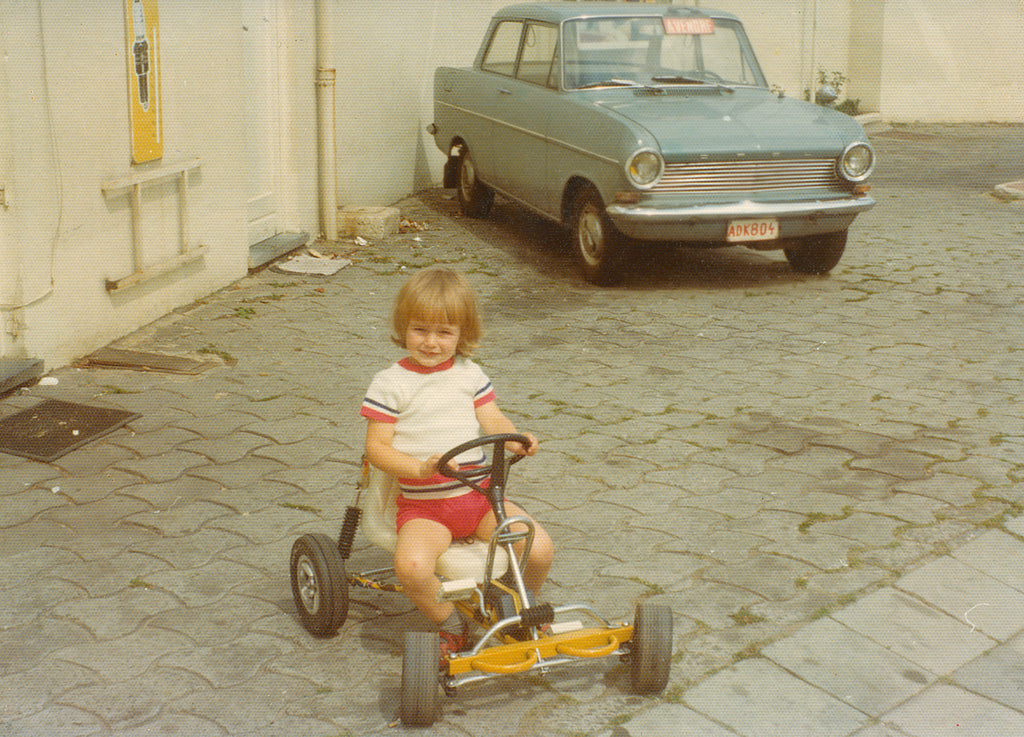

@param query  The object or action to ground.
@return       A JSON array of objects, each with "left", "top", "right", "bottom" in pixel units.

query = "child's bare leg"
[
  {"left": 394, "top": 518, "right": 454, "bottom": 624},
  {"left": 476, "top": 502, "right": 554, "bottom": 594}
]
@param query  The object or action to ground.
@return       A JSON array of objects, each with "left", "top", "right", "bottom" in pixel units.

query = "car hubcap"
[
  {"left": 296, "top": 556, "right": 320, "bottom": 614},
  {"left": 578, "top": 205, "right": 604, "bottom": 266}
]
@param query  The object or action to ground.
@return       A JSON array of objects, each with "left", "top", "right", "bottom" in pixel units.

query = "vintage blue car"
[{"left": 428, "top": 2, "right": 875, "bottom": 285}]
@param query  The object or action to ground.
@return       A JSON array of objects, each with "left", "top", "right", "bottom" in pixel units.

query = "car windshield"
[{"left": 561, "top": 16, "right": 766, "bottom": 91}]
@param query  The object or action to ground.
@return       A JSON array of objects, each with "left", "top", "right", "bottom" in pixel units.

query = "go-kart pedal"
[
  {"left": 506, "top": 602, "right": 556, "bottom": 641},
  {"left": 438, "top": 627, "right": 469, "bottom": 669}
]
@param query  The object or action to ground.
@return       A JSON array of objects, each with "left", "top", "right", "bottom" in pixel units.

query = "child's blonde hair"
[{"left": 391, "top": 268, "right": 481, "bottom": 356}]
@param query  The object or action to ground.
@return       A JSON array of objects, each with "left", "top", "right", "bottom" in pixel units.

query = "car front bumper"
[{"left": 605, "top": 194, "right": 876, "bottom": 243}]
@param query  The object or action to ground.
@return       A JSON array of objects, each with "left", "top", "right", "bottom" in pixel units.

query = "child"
[{"left": 360, "top": 267, "right": 554, "bottom": 659}]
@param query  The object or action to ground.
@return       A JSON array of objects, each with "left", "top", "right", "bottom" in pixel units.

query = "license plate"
[{"left": 726, "top": 218, "right": 779, "bottom": 243}]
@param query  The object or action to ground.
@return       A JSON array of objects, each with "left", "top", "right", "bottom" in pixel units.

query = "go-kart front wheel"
[
  {"left": 630, "top": 602, "right": 673, "bottom": 694},
  {"left": 290, "top": 533, "right": 348, "bottom": 637},
  {"left": 401, "top": 631, "right": 441, "bottom": 726}
]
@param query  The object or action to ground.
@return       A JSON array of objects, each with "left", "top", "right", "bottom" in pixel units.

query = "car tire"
[
  {"left": 290, "top": 533, "right": 348, "bottom": 637},
  {"left": 629, "top": 602, "right": 673, "bottom": 694},
  {"left": 571, "top": 186, "right": 628, "bottom": 286},
  {"left": 456, "top": 149, "right": 494, "bottom": 218},
  {"left": 401, "top": 631, "right": 441, "bottom": 726},
  {"left": 784, "top": 230, "right": 847, "bottom": 274}
]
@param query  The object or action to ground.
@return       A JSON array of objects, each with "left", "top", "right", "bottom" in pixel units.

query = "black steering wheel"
[{"left": 437, "top": 433, "right": 531, "bottom": 517}]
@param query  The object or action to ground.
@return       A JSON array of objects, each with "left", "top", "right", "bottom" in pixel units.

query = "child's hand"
[
  {"left": 422, "top": 454, "right": 457, "bottom": 478},
  {"left": 507, "top": 432, "right": 538, "bottom": 457}
]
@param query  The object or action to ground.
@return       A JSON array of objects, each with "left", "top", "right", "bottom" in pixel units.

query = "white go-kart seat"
[{"left": 360, "top": 467, "right": 508, "bottom": 583}]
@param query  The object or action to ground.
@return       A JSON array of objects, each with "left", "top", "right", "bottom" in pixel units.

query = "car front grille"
[{"left": 653, "top": 158, "right": 844, "bottom": 194}]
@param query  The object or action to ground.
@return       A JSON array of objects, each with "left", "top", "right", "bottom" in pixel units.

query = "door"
[
  {"left": 489, "top": 21, "right": 557, "bottom": 211},
  {"left": 243, "top": 0, "right": 280, "bottom": 245}
]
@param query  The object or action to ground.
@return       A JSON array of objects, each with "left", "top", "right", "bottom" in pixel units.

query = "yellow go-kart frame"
[{"left": 289, "top": 434, "right": 672, "bottom": 727}]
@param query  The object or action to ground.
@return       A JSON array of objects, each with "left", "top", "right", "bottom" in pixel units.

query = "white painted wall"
[
  {"left": 878, "top": 0, "right": 1024, "bottom": 122},
  {"left": 0, "top": 0, "right": 316, "bottom": 370},
  {"left": 698, "top": 0, "right": 1024, "bottom": 122},
  {"left": 329, "top": 0, "right": 510, "bottom": 207}
]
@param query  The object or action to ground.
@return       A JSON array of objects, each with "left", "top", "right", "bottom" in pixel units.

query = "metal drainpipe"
[
  {"left": 808, "top": 0, "right": 818, "bottom": 102},
  {"left": 316, "top": 0, "right": 338, "bottom": 241}
]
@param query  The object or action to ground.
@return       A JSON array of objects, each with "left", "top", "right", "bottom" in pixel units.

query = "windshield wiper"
[
  {"left": 651, "top": 75, "right": 703, "bottom": 85},
  {"left": 578, "top": 78, "right": 657, "bottom": 91},
  {"left": 651, "top": 75, "right": 735, "bottom": 93}
]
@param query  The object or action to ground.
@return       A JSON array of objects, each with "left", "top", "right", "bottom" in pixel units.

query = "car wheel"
[
  {"left": 571, "top": 187, "right": 627, "bottom": 286},
  {"left": 629, "top": 602, "right": 673, "bottom": 694},
  {"left": 290, "top": 533, "right": 348, "bottom": 637},
  {"left": 784, "top": 230, "right": 847, "bottom": 274},
  {"left": 401, "top": 631, "right": 441, "bottom": 726},
  {"left": 456, "top": 149, "right": 493, "bottom": 218}
]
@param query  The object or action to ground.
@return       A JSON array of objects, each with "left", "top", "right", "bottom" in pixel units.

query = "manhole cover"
[
  {"left": 78, "top": 348, "right": 210, "bottom": 374},
  {"left": 0, "top": 399, "right": 141, "bottom": 462}
]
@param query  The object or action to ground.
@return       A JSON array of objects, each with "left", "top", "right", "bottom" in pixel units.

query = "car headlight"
[
  {"left": 625, "top": 148, "right": 664, "bottom": 189},
  {"left": 838, "top": 142, "right": 874, "bottom": 182}
]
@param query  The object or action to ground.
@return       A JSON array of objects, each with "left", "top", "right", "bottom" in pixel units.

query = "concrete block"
[
  {"left": 0, "top": 358, "right": 44, "bottom": 395},
  {"left": 337, "top": 206, "right": 400, "bottom": 239}
]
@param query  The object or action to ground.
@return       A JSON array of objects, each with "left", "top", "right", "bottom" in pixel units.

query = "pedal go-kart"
[{"left": 289, "top": 434, "right": 673, "bottom": 726}]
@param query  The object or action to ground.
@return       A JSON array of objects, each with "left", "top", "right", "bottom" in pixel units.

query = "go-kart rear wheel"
[
  {"left": 290, "top": 533, "right": 348, "bottom": 637},
  {"left": 401, "top": 631, "right": 441, "bottom": 726},
  {"left": 630, "top": 602, "right": 673, "bottom": 694}
]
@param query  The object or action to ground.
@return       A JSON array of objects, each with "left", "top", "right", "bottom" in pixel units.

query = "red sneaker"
[{"left": 438, "top": 628, "right": 468, "bottom": 668}]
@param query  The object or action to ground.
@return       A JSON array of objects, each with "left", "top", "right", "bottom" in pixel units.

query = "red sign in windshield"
[{"left": 663, "top": 17, "right": 715, "bottom": 35}]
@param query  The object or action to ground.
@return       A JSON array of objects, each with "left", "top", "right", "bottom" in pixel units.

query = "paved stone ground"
[{"left": 1, "top": 123, "right": 1023, "bottom": 736}]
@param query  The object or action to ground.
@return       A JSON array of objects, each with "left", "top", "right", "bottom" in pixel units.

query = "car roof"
[{"left": 493, "top": 2, "right": 739, "bottom": 24}]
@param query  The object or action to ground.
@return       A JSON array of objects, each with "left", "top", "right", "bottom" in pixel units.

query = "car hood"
[{"left": 595, "top": 89, "right": 864, "bottom": 159}]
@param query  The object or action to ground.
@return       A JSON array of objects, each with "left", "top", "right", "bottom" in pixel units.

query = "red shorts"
[{"left": 396, "top": 490, "right": 493, "bottom": 539}]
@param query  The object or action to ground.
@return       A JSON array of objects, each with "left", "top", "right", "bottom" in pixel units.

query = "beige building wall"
[
  {"left": 878, "top": 0, "right": 1024, "bottom": 122},
  {"left": 1, "top": 1, "right": 284, "bottom": 369},
  {"left": 330, "top": 0, "right": 510, "bottom": 208},
  {"left": 702, "top": 0, "right": 1024, "bottom": 122}
]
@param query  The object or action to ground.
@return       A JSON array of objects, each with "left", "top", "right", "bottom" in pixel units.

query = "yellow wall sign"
[{"left": 125, "top": 0, "right": 162, "bottom": 163}]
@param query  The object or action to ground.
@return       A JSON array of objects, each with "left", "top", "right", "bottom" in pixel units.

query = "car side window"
[
  {"left": 516, "top": 23, "right": 559, "bottom": 88},
  {"left": 481, "top": 20, "right": 523, "bottom": 78}
]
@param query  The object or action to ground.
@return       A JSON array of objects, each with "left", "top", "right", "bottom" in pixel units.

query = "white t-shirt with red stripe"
[{"left": 360, "top": 356, "right": 496, "bottom": 498}]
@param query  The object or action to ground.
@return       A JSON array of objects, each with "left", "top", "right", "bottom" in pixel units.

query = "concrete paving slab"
[
  {"left": 53, "top": 625, "right": 195, "bottom": 681},
  {"left": 1005, "top": 515, "right": 1024, "bottom": 537},
  {"left": 57, "top": 667, "right": 209, "bottom": 732},
  {"left": 951, "top": 528, "right": 1024, "bottom": 592},
  {"left": 141, "top": 558, "right": 268, "bottom": 607},
  {"left": 126, "top": 527, "right": 249, "bottom": 569},
  {"left": 952, "top": 638, "right": 1024, "bottom": 712},
  {"left": 882, "top": 683, "right": 1024, "bottom": 737},
  {"left": 112, "top": 448, "right": 209, "bottom": 482},
  {"left": 1, "top": 703, "right": 104, "bottom": 737},
  {"left": 2, "top": 487, "right": 67, "bottom": 526},
  {"left": 763, "top": 617, "right": 935, "bottom": 716},
  {"left": 895, "top": 555, "right": 1024, "bottom": 640},
  {"left": 51, "top": 586, "right": 180, "bottom": 640},
  {"left": 180, "top": 433, "right": 272, "bottom": 464},
  {"left": 600, "top": 704, "right": 740, "bottom": 736},
  {"left": 683, "top": 658, "right": 868, "bottom": 737},
  {"left": 160, "top": 635, "right": 297, "bottom": 690},
  {"left": 830, "top": 588, "right": 995, "bottom": 674},
  {"left": 126, "top": 500, "right": 234, "bottom": 536}
]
